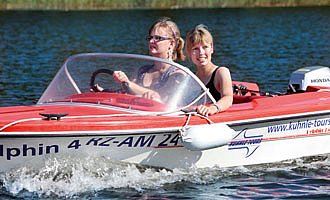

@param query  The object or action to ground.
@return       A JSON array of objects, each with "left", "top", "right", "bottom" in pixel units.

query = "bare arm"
[{"left": 197, "top": 67, "right": 233, "bottom": 116}]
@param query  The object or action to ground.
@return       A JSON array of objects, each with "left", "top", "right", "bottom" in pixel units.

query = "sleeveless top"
[
  {"left": 205, "top": 67, "right": 221, "bottom": 101},
  {"left": 136, "top": 64, "right": 177, "bottom": 89}
]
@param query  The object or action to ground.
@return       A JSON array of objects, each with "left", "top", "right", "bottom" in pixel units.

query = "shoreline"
[{"left": 1, "top": 0, "right": 330, "bottom": 10}]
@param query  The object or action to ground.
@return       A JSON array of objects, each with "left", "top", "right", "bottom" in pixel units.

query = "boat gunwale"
[{"left": 1, "top": 109, "right": 330, "bottom": 137}]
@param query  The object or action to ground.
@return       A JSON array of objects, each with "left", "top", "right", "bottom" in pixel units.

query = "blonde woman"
[
  {"left": 186, "top": 24, "right": 233, "bottom": 116},
  {"left": 96, "top": 17, "right": 185, "bottom": 101}
]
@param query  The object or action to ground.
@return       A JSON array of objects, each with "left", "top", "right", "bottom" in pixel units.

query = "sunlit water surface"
[{"left": 1, "top": 7, "right": 330, "bottom": 199}]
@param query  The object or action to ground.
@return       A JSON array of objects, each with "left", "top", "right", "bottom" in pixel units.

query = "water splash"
[
  {"left": 0, "top": 156, "right": 183, "bottom": 198},
  {"left": 1, "top": 155, "right": 330, "bottom": 199}
]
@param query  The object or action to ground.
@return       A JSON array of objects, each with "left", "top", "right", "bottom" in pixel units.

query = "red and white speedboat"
[{"left": 1, "top": 53, "right": 330, "bottom": 172}]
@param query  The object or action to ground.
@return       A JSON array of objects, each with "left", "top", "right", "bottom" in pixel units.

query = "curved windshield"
[{"left": 38, "top": 53, "right": 215, "bottom": 113}]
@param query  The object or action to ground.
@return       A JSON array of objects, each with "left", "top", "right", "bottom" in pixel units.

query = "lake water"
[{"left": 1, "top": 7, "right": 330, "bottom": 199}]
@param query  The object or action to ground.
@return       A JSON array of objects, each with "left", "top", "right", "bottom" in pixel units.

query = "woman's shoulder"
[
  {"left": 216, "top": 66, "right": 231, "bottom": 74},
  {"left": 214, "top": 66, "right": 231, "bottom": 79},
  {"left": 217, "top": 65, "right": 229, "bottom": 70}
]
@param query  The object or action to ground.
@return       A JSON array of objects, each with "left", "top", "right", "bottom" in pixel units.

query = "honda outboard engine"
[{"left": 288, "top": 66, "right": 330, "bottom": 93}]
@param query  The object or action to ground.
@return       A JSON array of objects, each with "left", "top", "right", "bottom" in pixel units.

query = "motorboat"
[{"left": 1, "top": 53, "right": 330, "bottom": 172}]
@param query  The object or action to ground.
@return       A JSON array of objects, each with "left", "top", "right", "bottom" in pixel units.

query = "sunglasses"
[{"left": 146, "top": 35, "right": 172, "bottom": 42}]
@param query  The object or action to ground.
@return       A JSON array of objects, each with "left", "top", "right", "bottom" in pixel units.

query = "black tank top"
[{"left": 205, "top": 67, "right": 221, "bottom": 101}]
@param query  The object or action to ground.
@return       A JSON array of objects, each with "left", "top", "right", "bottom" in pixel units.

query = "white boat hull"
[{"left": 1, "top": 113, "right": 330, "bottom": 171}]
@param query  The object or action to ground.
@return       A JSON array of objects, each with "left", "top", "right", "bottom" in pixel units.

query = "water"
[{"left": 1, "top": 7, "right": 330, "bottom": 199}]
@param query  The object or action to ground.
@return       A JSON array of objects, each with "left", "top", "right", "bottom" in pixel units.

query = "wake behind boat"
[{"left": 1, "top": 53, "right": 330, "bottom": 172}]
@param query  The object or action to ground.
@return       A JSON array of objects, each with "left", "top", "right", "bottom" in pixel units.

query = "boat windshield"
[{"left": 38, "top": 53, "right": 215, "bottom": 113}]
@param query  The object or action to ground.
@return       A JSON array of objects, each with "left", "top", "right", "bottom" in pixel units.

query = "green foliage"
[{"left": 1, "top": 0, "right": 330, "bottom": 10}]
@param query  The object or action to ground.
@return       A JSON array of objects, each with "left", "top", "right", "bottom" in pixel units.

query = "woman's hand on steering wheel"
[
  {"left": 90, "top": 68, "right": 129, "bottom": 93},
  {"left": 113, "top": 71, "right": 129, "bottom": 83}
]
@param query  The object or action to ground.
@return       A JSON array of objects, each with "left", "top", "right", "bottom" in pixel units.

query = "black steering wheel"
[{"left": 90, "top": 68, "right": 129, "bottom": 93}]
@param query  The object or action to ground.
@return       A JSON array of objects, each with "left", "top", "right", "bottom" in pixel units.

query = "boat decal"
[
  {"left": 267, "top": 118, "right": 330, "bottom": 136},
  {"left": 264, "top": 127, "right": 330, "bottom": 141},
  {"left": 67, "top": 135, "right": 158, "bottom": 149},
  {"left": 311, "top": 78, "right": 330, "bottom": 83},
  {"left": 67, "top": 134, "right": 181, "bottom": 149},
  {"left": 232, "top": 128, "right": 263, "bottom": 139},
  {"left": 263, "top": 131, "right": 330, "bottom": 141},
  {"left": 0, "top": 144, "right": 59, "bottom": 161},
  {"left": 154, "top": 133, "right": 181, "bottom": 147},
  {"left": 0, "top": 133, "right": 182, "bottom": 161},
  {"left": 229, "top": 145, "right": 260, "bottom": 158},
  {"left": 66, "top": 134, "right": 182, "bottom": 149},
  {"left": 228, "top": 129, "right": 263, "bottom": 157}
]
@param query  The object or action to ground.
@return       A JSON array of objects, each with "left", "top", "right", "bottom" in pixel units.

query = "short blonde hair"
[
  {"left": 186, "top": 24, "right": 213, "bottom": 59},
  {"left": 149, "top": 17, "right": 185, "bottom": 61}
]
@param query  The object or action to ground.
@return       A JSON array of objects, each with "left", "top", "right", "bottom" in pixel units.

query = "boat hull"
[{"left": 1, "top": 111, "right": 329, "bottom": 171}]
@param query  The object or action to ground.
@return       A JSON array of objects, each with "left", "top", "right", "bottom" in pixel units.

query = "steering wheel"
[{"left": 90, "top": 68, "right": 129, "bottom": 93}]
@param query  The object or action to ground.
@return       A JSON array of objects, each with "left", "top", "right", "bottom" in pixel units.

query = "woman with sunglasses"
[
  {"left": 95, "top": 17, "right": 185, "bottom": 102},
  {"left": 186, "top": 24, "right": 233, "bottom": 116}
]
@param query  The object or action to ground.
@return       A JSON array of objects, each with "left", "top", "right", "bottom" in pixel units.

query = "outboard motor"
[{"left": 288, "top": 66, "right": 330, "bottom": 93}]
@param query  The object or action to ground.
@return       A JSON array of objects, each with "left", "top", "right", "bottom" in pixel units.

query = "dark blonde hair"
[
  {"left": 149, "top": 17, "right": 185, "bottom": 61},
  {"left": 186, "top": 24, "right": 213, "bottom": 59}
]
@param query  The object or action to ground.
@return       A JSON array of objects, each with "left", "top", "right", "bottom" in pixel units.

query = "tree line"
[{"left": 1, "top": 0, "right": 330, "bottom": 10}]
